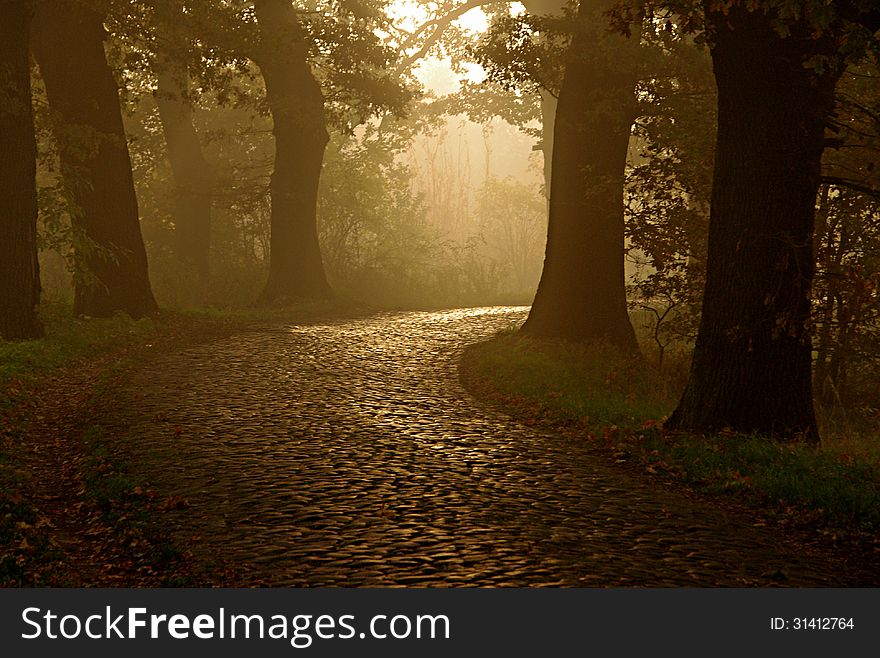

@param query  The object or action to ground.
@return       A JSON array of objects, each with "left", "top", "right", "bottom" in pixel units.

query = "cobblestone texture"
[{"left": 114, "top": 307, "right": 872, "bottom": 586}]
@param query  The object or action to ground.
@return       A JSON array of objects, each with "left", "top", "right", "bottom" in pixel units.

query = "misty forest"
[{"left": 2, "top": 0, "right": 880, "bottom": 587}]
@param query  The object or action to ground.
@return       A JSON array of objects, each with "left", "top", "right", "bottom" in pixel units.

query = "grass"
[
  {"left": 0, "top": 303, "right": 156, "bottom": 385},
  {"left": 462, "top": 333, "right": 880, "bottom": 532},
  {"left": 79, "top": 425, "right": 191, "bottom": 585},
  {"left": 0, "top": 303, "right": 200, "bottom": 585},
  {"left": 818, "top": 409, "right": 880, "bottom": 468}
]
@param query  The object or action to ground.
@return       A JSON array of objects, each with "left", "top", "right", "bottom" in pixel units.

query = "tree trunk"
[
  {"left": 521, "top": 0, "right": 639, "bottom": 353},
  {"left": 520, "top": 0, "right": 566, "bottom": 199},
  {"left": 537, "top": 89, "right": 557, "bottom": 199},
  {"left": 155, "top": 41, "right": 214, "bottom": 287},
  {"left": 253, "top": 0, "right": 332, "bottom": 303},
  {"left": 0, "top": 1, "right": 43, "bottom": 340},
  {"left": 31, "top": 1, "right": 157, "bottom": 319},
  {"left": 665, "top": 5, "right": 843, "bottom": 441}
]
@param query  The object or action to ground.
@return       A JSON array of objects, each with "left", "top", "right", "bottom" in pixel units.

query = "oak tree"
[{"left": 31, "top": 0, "right": 157, "bottom": 318}]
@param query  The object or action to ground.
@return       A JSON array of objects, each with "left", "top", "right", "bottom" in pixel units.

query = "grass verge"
[
  {"left": 77, "top": 424, "right": 193, "bottom": 585},
  {"left": 0, "top": 452, "right": 56, "bottom": 586},
  {"left": 461, "top": 334, "right": 880, "bottom": 533}
]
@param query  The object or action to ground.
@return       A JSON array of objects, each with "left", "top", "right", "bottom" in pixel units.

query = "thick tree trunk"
[
  {"left": 665, "top": 5, "right": 843, "bottom": 441},
  {"left": 521, "top": 0, "right": 639, "bottom": 353},
  {"left": 155, "top": 48, "right": 214, "bottom": 286},
  {"left": 537, "top": 90, "right": 557, "bottom": 198},
  {"left": 31, "top": 1, "right": 157, "bottom": 319},
  {"left": 0, "top": 1, "right": 43, "bottom": 340},
  {"left": 253, "top": 0, "right": 332, "bottom": 303}
]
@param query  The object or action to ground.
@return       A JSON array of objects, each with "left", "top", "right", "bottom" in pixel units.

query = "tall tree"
[
  {"left": 31, "top": 0, "right": 157, "bottom": 318},
  {"left": 520, "top": 0, "right": 641, "bottom": 352},
  {"left": 665, "top": 2, "right": 880, "bottom": 440},
  {"left": 154, "top": 7, "right": 215, "bottom": 288},
  {"left": 0, "top": 0, "right": 43, "bottom": 339},
  {"left": 252, "top": 0, "right": 333, "bottom": 302}
]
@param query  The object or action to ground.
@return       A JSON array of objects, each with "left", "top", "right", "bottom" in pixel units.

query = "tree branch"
[
  {"left": 822, "top": 175, "right": 880, "bottom": 199},
  {"left": 395, "top": 0, "right": 498, "bottom": 73}
]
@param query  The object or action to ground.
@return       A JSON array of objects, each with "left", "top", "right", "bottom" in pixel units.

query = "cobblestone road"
[{"left": 115, "top": 307, "right": 872, "bottom": 586}]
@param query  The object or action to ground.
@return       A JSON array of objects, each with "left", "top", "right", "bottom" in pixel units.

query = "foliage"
[
  {"left": 624, "top": 36, "right": 715, "bottom": 356},
  {"left": 825, "top": 61, "right": 880, "bottom": 199},
  {"left": 0, "top": 449, "right": 53, "bottom": 586},
  {"left": 79, "top": 424, "right": 191, "bottom": 583},
  {"left": 611, "top": 3, "right": 880, "bottom": 389},
  {"left": 609, "top": 0, "right": 880, "bottom": 56},
  {"left": 472, "top": 1, "right": 720, "bottom": 356},
  {"left": 316, "top": 115, "right": 547, "bottom": 307},
  {"left": 475, "top": 176, "right": 546, "bottom": 294},
  {"left": 472, "top": 10, "right": 571, "bottom": 96},
  {"left": 318, "top": 122, "right": 438, "bottom": 305},
  {"left": 813, "top": 186, "right": 880, "bottom": 406}
]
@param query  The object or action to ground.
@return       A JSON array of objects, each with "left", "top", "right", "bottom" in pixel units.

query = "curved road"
[{"left": 115, "top": 307, "right": 868, "bottom": 586}]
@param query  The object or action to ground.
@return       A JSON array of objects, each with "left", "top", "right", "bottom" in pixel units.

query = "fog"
[{"left": 3, "top": 0, "right": 880, "bottom": 596}]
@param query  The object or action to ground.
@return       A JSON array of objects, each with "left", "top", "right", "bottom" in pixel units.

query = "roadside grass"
[
  {"left": 0, "top": 303, "right": 155, "bottom": 397},
  {"left": 80, "top": 425, "right": 191, "bottom": 585},
  {"left": 818, "top": 409, "right": 880, "bottom": 468},
  {"left": 462, "top": 334, "right": 880, "bottom": 532},
  {"left": 0, "top": 450, "right": 56, "bottom": 586}
]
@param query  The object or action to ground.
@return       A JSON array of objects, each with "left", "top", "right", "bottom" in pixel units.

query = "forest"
[{"left": 1, "top": 0, "right": 880, "bottom": 587}]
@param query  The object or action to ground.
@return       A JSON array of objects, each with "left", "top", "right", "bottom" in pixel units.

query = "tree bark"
[
  {"left": 155, "top": 33, "right": 214, "bottom": 287},
  {"left": 0, "top": 1, "right": 43, "bottom": 340},
  {"left": 520, "top": 0, "right": 565, "bottom": 197},
  {"left": 253, "top": 0, "right": 332, "bottom": 303},
  {"left": 31, "top": 1, "right": 157, "bottom": 319},
  {"left": 665, "top": 4, "right": 844, "bottom": 441},
  {"left": 521, "top": 0, "right": 640, "bottom": 353}
]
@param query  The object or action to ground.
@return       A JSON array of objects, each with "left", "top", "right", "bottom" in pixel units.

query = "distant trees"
[
  {"left": 812, "top": 63, "right": 880, "bottom": 405},
  {"left": 477, "top": 177, "right": 546, "bottom": 293},
  {"left": 149, "top": 0, "right": 412, "bottom": 304},
  {"left": 1, "top": 0, "right": 549, "bottom": 325},
  {"left": 153, "top": 4, "right": 215, "bottom": 289},
  {"left": 0, "top": 0, "right": 42, "bottom": 339},
  {"left": 0, "top": 0, "right": 427, "bottom": 320},
  {"left": 31, "top": 0, "right": 157, "bottom": 319}
]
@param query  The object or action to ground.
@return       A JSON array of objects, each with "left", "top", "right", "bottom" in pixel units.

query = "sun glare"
[{"left": 454, "top": 6, "right": 489, "bottom": 33}]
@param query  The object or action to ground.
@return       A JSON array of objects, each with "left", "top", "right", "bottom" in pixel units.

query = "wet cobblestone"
[{"left": 116, "top": 307, "right": 871, "bottom": 586}]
